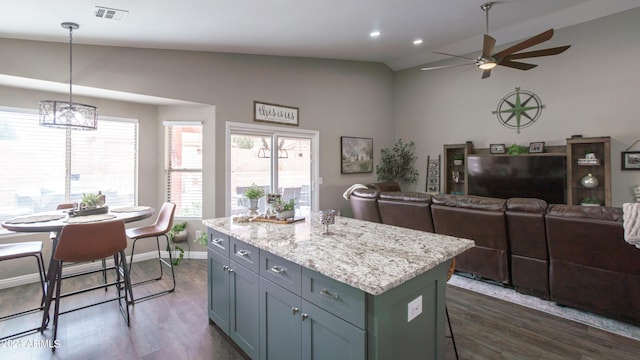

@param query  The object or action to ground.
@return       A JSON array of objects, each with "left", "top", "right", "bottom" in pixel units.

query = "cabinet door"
[
  {"left": 208, "top": 248, "right": 230, "bottom": 334},
  {"left": 230, "top": 260, "right": 260, "bottom": 359},
  {"left": 260, "top": 278, "right": 302, "bottom": 360},
  {"left": 301, "top": 300, "right": 366, "bottom": 360}
]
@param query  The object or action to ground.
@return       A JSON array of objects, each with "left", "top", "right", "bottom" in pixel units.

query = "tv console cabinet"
[{"left": 443, "top": 136, "right": 611, "bottom": 206}]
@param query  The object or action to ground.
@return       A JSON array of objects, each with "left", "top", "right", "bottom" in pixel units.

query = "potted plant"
[
  {"left": 376, "top": 139, "right": 419, "bottom": 189},
  {"left": 195, "top": 231, "right": 208, "bottom": 247},
  {"left": 581, "top": 197, "right": 601, "bottom": 206},
  {"left": 243, "top": 183, "right": 266, "bottom": 214},
  {"left": 81, "top": 192, "right": 105, "bottom": 208},
  {"left": 507, "top": 144, "right": 528, "bottom": 155},
  {"left": 453, "top": 154, "right": 464, "bottom": 166},
  {"left": 167, "top": 222, "right": 187, "bottom": 265},
  {"left": 275, "top": 198, "right": 296, "bottom": 220}
]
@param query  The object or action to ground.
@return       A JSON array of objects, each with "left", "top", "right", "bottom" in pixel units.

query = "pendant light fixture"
[{"left": 40, "top": 22, "right": 97, "bottom": 130}]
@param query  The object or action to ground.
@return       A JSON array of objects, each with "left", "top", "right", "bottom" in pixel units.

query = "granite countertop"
[{"left": 203, "top": 214, "right": 474, "bottom": 295}]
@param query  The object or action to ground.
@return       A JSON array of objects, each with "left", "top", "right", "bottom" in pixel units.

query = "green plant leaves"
[{"left": 375, "top": 139, "right": 419, "bottom": 185}]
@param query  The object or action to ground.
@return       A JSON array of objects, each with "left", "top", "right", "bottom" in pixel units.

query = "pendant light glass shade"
[{"left": 40, "top": 22, "right": 97, "bottom": 130}]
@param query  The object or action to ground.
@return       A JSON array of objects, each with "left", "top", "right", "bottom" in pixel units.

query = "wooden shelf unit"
[
  {"left": 443, "top": 142, "right": 473, "bottom": 195},
  {"left": 566, "top": 136, "right": 611, "bottom": 206}
]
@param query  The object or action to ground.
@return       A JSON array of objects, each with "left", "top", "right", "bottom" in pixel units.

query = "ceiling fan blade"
[
  {"left": 482, "top": 34, "right": 496, "bottom": 59},
  {"left": 494, "top": 29, "right": 555, "bottom": 60},
  {"left": 421, "top": 62, "right": 474, "bottom": 71},
  {"left": 498, "top": 59, "right": 538, "bottom": 70},
  {"left": 504, "top": 45, "right": 571, "bottom": 60},
  {"left": 433, "top": 51, "right": 475, "bottom": 61},
  {"left": 482, "top": 69, "right": 492, "bottom": 79}
]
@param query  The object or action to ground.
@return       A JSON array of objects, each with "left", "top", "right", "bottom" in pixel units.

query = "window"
[
  {"left": 0, "top": 108, "right": 137, "bottom": 225},
  {"left": 165, "top": 122, "right": 203, "bottom": 218}
]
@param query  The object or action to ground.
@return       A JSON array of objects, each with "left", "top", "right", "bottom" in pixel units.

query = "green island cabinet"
[{"left": 205, "top": 218, "right": 473, "bottom": 360}]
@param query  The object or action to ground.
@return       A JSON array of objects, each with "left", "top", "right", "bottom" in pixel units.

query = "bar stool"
[
  {"left": 50, "top": 203, "right": 108, "bottom": 289},
  {"left": 40, "top": 220, "right": 132, "bottom": 350},
  {"left": 446, "top": 258, "right": 459, "bottom": 360},
  {"left": 0, "top": 241, "right": 47, "bottom": 340},
  {"left": 126, "top": 202, "right": 176, "bottom": 303}
]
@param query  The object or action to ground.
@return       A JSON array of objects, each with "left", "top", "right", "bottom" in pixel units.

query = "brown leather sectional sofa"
[{"left": 348, "top": 183, "right": 640, "bottom": 326}]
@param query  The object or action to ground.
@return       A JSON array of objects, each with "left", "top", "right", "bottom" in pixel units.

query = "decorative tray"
[
  {"left": 68, "top": 205, "right": 109, "bottom": 217},
  {"left": 253, "top": 216, "right": 305, "bottom": 224}
]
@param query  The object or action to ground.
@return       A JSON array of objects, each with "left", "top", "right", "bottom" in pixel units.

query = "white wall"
[{"left": 394, "top": 8, "right": 640, "bottom": 206}]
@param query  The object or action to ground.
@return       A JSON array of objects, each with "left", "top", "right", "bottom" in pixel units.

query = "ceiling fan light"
[
  {"left": 478, "top": 57, "right": 497, "bottom": 70},
  {"left": 478, "top": 62, "right": 497, "bottom": 70}
]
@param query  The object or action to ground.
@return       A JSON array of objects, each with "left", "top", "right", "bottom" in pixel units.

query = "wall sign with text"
[{"left": 254, "top": 101, "right": 299, "bottom": 126}]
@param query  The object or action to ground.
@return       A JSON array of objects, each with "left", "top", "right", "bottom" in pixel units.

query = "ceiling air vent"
[{"left": 94, "top": 6, "right": 129, "bottom": 20}]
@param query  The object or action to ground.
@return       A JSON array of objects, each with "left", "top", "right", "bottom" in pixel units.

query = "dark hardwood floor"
[{"left": 1, "top": 259, "right": 638, "bottom": 359}]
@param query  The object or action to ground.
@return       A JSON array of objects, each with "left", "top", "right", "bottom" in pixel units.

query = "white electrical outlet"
[
  {"left": 195, "top": 230, "right": 203, "bottom": 238},
  {"left": 407, "top": 296, "right": 423, "bottom": 322}
]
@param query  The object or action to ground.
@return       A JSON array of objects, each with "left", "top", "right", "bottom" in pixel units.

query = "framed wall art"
[
  {"left": 341, "top": 136, "right": 373, "bottom": 174},
  {"left": 621, "top": 151, "right": 640, "bottom": 170},
  {"left": 254, "top": 101, "right": 299, "bottom": 126},
  {"left": 489, "top": 144, "right": 506, "bottom": 154},
  {"left": 529, "top": 141, "right": 545, "bottom": 153}
]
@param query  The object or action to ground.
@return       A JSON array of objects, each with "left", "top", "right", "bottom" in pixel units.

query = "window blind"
[
  {"left": 165, "top": 123, "right": 203, "bottom": 218},
  {"left": 0, "top": 109, "right": 137, "bottom": 226}
]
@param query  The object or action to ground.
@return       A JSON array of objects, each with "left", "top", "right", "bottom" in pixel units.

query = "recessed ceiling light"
[
  {"left": 370, "top": 31, "right": 381, "bottom": 38},
  {"left": 413, "top": 39, "right": 423, "bottom": 45}
]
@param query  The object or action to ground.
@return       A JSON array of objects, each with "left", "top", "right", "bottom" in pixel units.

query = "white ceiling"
[{"left": 1, "top": 0, "right": 638, "bottom": 71}]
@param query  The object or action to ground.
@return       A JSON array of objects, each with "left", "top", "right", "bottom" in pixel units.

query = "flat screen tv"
[{"left": 467, "top": 155, "right": 567, "bottom": 204}]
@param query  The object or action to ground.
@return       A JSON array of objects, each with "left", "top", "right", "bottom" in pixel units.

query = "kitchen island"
[{"left": 203, "top": 214, "right": 474, "bottom": 360}]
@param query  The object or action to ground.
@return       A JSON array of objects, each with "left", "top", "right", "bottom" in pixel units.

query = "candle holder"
[{"left": 318, "top": 209, "right": 336, "bottom": 235}]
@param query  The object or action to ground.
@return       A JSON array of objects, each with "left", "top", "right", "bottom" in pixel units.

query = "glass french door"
[{"left": 227, "top": 123, "right": 317, "bottom": 217}]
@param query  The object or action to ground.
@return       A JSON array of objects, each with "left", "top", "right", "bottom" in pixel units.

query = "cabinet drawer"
[
  {"left": 260, "top": 251, "right": 302, "bottom": 295},
  {"left": 208, "top": 229, "right": 229, "bottom": 257},
  {"left": 302, "top": 268, "right": 366, "bottom": 329},
  {"left": 230, "top": 237, "right": 260, "bottom": 273}
]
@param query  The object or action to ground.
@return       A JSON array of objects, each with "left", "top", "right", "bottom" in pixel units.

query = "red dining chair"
[
  {"left": 40, "top": 220, "right": 132, "bottom": 350},
  {"left": 126, "top": 202, "right": 177, "bottom": 303},
  {"left": 0, "top": 241, "right": 47, "bottom": 341}
]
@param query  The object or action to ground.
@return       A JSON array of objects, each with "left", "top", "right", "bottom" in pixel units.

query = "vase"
[
  {"left": 581, "top": 173, "right": 599, "bottom": 188},
  {"left": 248, "top": 198, "right": 259, "bottom": 215},
  {"left": 276, "top": 210, "right": 295, "bottom": 220}
]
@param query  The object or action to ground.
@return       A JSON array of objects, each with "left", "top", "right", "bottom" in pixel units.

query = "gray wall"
[
  {"left": 0, "top": 39, "right": 395, "bottom": 219},
  {"left": 394, "top": 8, "right": 640, "bottom": 206}
]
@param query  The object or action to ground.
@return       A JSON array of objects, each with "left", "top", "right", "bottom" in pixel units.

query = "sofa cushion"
[
  {"left": 546, "top": 204, "right": 623, "bottom": 222},
  {"left": 432, "top": 194, "right": 506, "bottom": 211},
  {"left": 506, "top": 197, "right": 548, "bottom": 213},
  {"left": 379, "top": 191, "right": 431, "bottom": 203},
  {"left": 370, "top": 181, "right": 402, "bottom": 192},
  {"left": 431, "top": 194, "right": 509, "bottom": 284},
  {"left": 378, "top": 192, "right": 434, "bottom": 232},
  {"left": 349, "top": 188, "right": 381, "bottom": 223}
]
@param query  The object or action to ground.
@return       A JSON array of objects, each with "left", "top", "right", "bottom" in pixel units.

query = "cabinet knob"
[
  {"left": 292, "top": 307, "right": 299, "bottom": 315},
  {"left": 301, "top": 313, "right": 308, "bottom": 321},
  {"left": 212, "top": 238, "right": 223, "bottom": 244},
  {"left": 222, "top": 265, "right": 229, "bottom": 271},
  {"left": 271, "top": 265, "right": 287, "bottom": 274}
]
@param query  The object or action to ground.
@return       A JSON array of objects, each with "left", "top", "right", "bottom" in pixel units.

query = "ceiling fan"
[{"left": 421, "top": 2, "right": 571, "bottom": 79}]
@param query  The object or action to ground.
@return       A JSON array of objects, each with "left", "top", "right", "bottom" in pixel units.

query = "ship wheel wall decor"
[{"left": 492, "top": 87, "right": 544, "bottom": 133}]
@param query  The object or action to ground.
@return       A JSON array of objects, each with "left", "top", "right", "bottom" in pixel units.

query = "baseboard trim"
[{"left": 0, "top": 250, "right": 208, "bottom": 290}]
